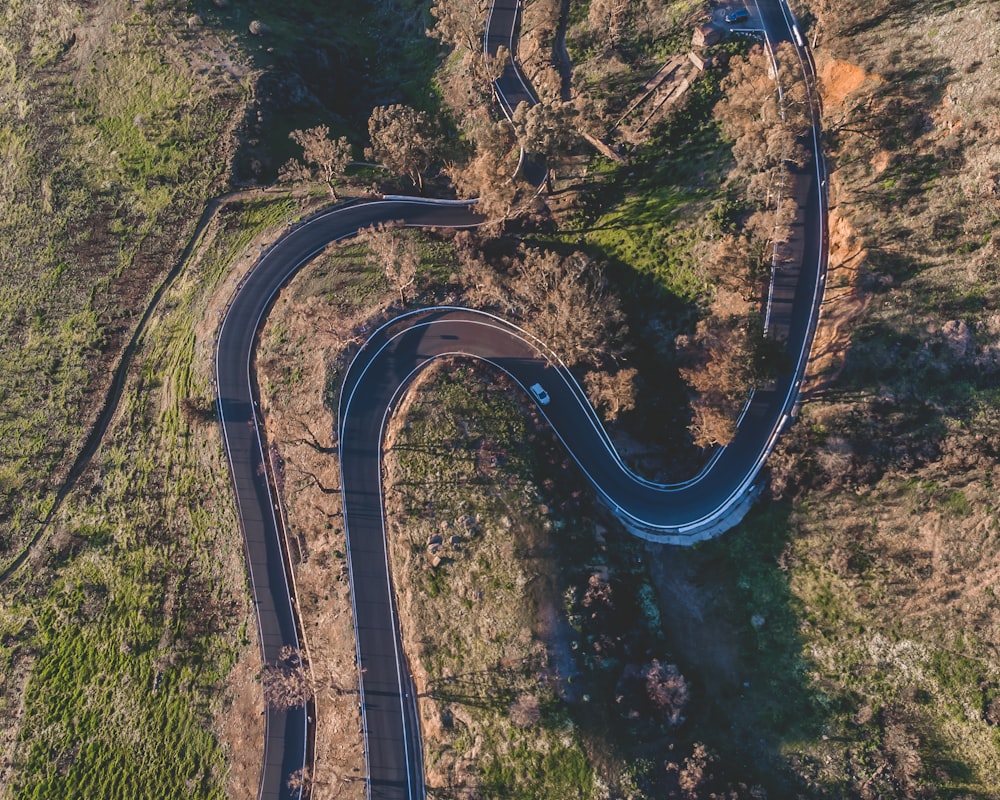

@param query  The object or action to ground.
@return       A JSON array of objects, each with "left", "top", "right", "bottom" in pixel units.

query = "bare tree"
[
  {"left": 282, "top": 125, "right": 352, "bottom": 198},
  {"left": 587, "top": 0, "right": 631, "bottom": 48},
  {"left": 360, "top": 223, "right": 421, "bottom": 305}
]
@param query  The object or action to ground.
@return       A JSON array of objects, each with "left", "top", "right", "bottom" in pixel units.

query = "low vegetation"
[
  {"left": 0, "top": 193, "right": 311, "bottom": 797},
  {"left": 383, "top": 362, "right": 690, "bottom": 797},
  {"left": 0, "top": 0, "right": 242, "bottom": 568},
  {"left": 4, "top": 0, "right": 1000, "bottom": 797}
]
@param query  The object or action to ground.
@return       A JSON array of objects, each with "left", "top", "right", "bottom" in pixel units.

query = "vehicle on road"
[
  {"left": 530, "top": 383, "right": 550, "bottom": 405},
  {"left": 725, "top": 8, "right": 750, "bottom": 23}
]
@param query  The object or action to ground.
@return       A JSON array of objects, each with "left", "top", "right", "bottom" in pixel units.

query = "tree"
[
  {"left": 674, "top": 742, "right": 714, "bottom": 799},
  {"left": 366, "top": 104, "right": 439, "bottom": 191},
  {"left": 361, "top": 223, "right": 421, "bottom": 305},
  {"left": 678, "top": 312, "right": 786, "bottom": 448},
  {"left": 644, "top": 659, "right": 689, "bottom": 725},
  {"left": 511, "top": 100, "right": 581, "bottom": 159},
  {"left": 511, "top": 247, "right": 628, "bottom": 369},
  {"left": 449, "top": 109, "right": 523, "bottom": 222},
  {"left": 581, "top": 572, "right": 614, "bottom": 620},
  {"left": 677, "top": 315, "right": 752, "bottom": 448},
  {"left": 262, "top": 645, "right": 310, "bottom": 711},
  {"left": 282, "top": 125, "right": 352, "bottom": 198},
  {"left": 715, "top": 43, "right": 811, "bottom": 193},
  {"left": 429, "top": 0, "right": 490, "bottom": 52},
  {"left": 584, "top": 367, "right": 639, "bottom": 422}
]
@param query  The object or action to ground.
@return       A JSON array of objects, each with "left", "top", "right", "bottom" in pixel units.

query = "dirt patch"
[
  {"left": 817, "top": 58, "right": 876, "bottom": 108},
  {"left": 218, "top": 643, "right": 265, "bottom": 799},
  {"left": 802, "top": 194, "right": 869, "bottom": 397}
]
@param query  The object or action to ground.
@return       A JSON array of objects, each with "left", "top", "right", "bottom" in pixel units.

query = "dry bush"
[
  {"left": 644, "top": 659, "right": 689, "bottom": 725},
  {"left": 584, "top": 367, "right": 639, "bottom": 422},
  {"left": 509, "top": 693, "right": 542, "bottom": 726},
  {"left": 262, "top": 645, "right": 311, "bottom": 711}
]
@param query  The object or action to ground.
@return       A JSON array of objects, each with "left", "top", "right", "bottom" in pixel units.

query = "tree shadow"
[
  {"left": 421, "top": 660, "right": 541, "bottom": 712},
  {"left": 199, "top": 0, "right": 447, "bottom": 183},
  {"left": 656, "top": 499, "right": 835, "bottom": 795}
]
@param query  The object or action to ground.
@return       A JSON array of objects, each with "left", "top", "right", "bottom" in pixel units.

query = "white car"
[{"left": 530, "top": 383, "right": 550, "bottom": 405}]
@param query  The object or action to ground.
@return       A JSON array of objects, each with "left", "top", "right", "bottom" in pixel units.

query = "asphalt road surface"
[
  {"left": 484, "top": 0, "right": 548, "bottom": 185},
  {"left": 215, "top": 201, "right": 480, "bottom": 800},
  {"left": 214, "top": 0, "right": 826, "bottom": 797}
]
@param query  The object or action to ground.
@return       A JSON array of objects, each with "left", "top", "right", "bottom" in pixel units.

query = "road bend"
[{"left": 215, "top": 0, "right": 826, "bottom": 798}]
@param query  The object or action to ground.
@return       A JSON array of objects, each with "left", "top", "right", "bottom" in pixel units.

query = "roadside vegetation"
[
  {"left": 5, "top": 0, "right": 1000, "bottom": 797},
  {"left": 0, "top": 193, "right": 313, "bottom": 797}
]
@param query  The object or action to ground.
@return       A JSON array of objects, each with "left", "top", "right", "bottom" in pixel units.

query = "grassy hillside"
[
  {"left": 754, "top": 0, "right": 1000, "bottom": 794},
  {"left": 3, "top": 0, "right": 998, "bottom": 797},
  {"left": 0, "top": 0, "right": 453, "bottom": 789},
  {"left": 0, "top": 1, "right": 305, "bottom": 796},
  {"left": 0, "top": 0, "right": 242, "bottom": 562}
]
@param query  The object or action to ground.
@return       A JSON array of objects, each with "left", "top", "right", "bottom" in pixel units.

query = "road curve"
[
  {"left": 484, "top": 0, "right": 548, "bottom": 185},
  {"left": 214, "top": 202, "right": 479, "bottom": 800},
  {"left": 215, "top": 0, "right": 827, "bottom": 797}
]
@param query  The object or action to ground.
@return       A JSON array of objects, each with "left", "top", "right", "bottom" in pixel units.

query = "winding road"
[{"left": 214, "top": 1, "right": 827, "bottom": 798}]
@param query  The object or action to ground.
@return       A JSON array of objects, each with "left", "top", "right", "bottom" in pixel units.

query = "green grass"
[
  {"left": 570, "top": 68, "right": 730, "bottom": 299},
  {"left": 0, "top": 0, "right": 241, "bottom": 563},
  {"left": 12, "top": 576, "right": 227, "bottom": 800},
  {"left": 481, "top": 738, "right": 594, "bottom": 800},
  {"left": 0, "top": 195, "right": 304, "bottom": 798},
  {"left": 384, "top": 363, "right": 604, "bottom": 796}
]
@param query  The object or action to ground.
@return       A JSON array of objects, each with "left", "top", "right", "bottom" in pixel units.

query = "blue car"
[
  {"left": 725, "top": 8, "right": 750, "bottom": 23},
  {"left": 530, "top": 383, "right": 551, "bottom": 405}
]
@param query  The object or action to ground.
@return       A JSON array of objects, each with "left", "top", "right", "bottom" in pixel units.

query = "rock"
[
  {"left": 430, "top": 555, "right": 442, "bottom": 568},
  {"left": 428, "top": 534, "right": 443, "bottom": 546},
  {"left": 249, "top": 19, "right": 270, "bottom": 36}
]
